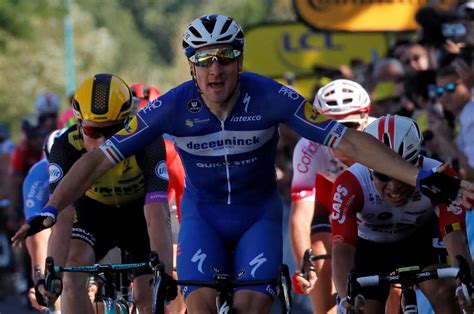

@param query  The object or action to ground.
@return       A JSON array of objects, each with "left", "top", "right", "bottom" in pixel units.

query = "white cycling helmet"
[
  {"left": 314, "top": 79, "right": 371, "bottom": 117},
  {"left": 35, "top": 92, "right": 61, "bottom": 115},
  {"left": 182, "top": 14, "right": 245, "bottom": 58},
  {"left": 43, "top": 128, "right": 64, "bottom": 160},
  {"left": 364, "top": 115, "right": 423, "bottom": 163}
]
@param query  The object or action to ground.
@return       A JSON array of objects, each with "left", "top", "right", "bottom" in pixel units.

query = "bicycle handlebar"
[{"left": 346, "top": 255, "right": 472, "bottom": 312}]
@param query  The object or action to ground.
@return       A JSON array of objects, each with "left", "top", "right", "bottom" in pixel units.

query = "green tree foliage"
[{"left": 0, "top": 0, "right": 293, "bottom": 138}]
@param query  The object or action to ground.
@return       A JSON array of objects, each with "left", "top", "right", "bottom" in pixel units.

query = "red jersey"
[
  {"left": 9, "top": 139, "right": 42, "bottom": 176},
  {"left": 165, "top": 139, "right": 185, "bottom": 222}
]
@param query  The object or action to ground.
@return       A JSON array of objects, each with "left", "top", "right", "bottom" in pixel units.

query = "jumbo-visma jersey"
[{"left": 101, "top": 72, "right": 346, "bottom": 205}]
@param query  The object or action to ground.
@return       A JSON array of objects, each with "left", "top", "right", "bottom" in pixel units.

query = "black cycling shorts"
[
  {"left": 71, "top": 196, "right": 151, "bottom": 277},
  {"left": 352, "top": 214, "right": 447, "bottom": 302},
  {"left": 310, "top": 206, "right": 331, "bottom": 235}
]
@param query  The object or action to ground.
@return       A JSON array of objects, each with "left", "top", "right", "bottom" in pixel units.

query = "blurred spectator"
[
  {"left": 0, "top": 124, "right": 14, "bottom": 203},
  {"left": 58, "top": 93, "right": 77, "bottom": 128},
  {"left": 34, "top": 92, "right": 61, "bottom": 133},
  {"left": 435, "top": 65, "right": 474, "bottom": 179},
  {"left": 9, "top": 115, "right": 47, "bottom": 219},
  {"left": 398, "top": 42, "right": 433, "bottom": 73}
]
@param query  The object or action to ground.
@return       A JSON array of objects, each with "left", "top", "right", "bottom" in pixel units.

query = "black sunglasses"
[
  {"left": 79, "top": 122, "right": 124, "bottom": 139},
  {"left": 371, "top": 171, "right": 393, "bottom": 182},
  {"left": 340, "top": 121, "right": 362, "bottom": 129}
]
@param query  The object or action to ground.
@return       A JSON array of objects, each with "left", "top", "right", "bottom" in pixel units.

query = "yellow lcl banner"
[
  {"left": 293, "top": 0, "right": 456, "bottom": 31},
  {"left": 243, "top": 23, "right": 389, "bottom": 98}
]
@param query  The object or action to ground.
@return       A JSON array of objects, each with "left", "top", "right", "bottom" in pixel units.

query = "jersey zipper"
[{"left": 220, "top": 120, "right": 232, "bottom": 204}]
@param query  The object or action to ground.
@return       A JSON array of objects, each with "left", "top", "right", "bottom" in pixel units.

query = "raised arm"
[{"left": 335, "top": 128, "right": 418, "bottom": 186}]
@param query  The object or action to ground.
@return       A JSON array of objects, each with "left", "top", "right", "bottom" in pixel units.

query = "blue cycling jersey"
[
  {"left": 101, "top": 72, "right": 346, "bottom": 205},
  {"left": 23, "top": 159, "right": 49, "bottom": 220}
]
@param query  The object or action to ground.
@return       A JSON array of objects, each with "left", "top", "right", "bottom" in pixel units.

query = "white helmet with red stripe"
[
  {"left": 363, "top": 114, "right": 423, "bottom": 163},
  {"left": 314, "top": 79, "right": 370, "bottom": 117}
]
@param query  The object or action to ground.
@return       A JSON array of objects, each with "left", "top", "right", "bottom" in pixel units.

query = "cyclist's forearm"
[
  {"left": 48, "top": 150, "right": 113, "bottom": 212},
  {"left": 443, "top": 230, "right": 474, "bottom": 275},
  {"left": 289, "top": 201, "right": 313, "bottom": 268},
  {"left": 47, "top": 205, "right": 75, "bottom": 267},
  {"left": 336, "top": 128, "right": 419, "bottom": 186},
  {"left": 144, "top": 202, "right": 173, "bottom": 275},
  {"left": 332, "top": 243, "right": 355, "bottom": 297}
]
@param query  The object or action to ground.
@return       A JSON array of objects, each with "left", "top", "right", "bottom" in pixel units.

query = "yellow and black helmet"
[{"left": 72, "top": 73, "right": 132, "bottom": 122}]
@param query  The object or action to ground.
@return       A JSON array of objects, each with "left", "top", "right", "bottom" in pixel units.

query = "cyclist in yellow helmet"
[{"left": 32, "top": 73, "right": 172, "bottom": 314}]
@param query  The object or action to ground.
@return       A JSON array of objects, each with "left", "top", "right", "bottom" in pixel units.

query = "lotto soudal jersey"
[
  {"left": 101, "top": 72, "right": 346, "bottom": 205},
  {"left": 331, "top": 157, "right": 466, "bottom": 245}
]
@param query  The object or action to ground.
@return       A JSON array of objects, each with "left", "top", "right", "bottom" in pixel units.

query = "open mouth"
[{"left": 209, "top": 82, "right": 224, "bottom": 88}]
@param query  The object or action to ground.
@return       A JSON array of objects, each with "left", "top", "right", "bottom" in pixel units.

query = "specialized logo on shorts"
[
  {"left": 117, "top": 117, "right": 138, "bottom": 135},
  {"left": 187, "top": 99, "right": 202, "bottom": 113},
  {"left": 25, "top": 199, "right": 35, "bottom": 208},
  {"left": 249, "top": 253, "right": 267, "bottom": 278},
  {"left": 155, "top": 161, "right": 169, "bottom": 181},
  {"left": 191, "top": 248, "right": 207, "bottom": 274},
  {"left": 48, "top": 163, "right": 63, "bottom": 183}
]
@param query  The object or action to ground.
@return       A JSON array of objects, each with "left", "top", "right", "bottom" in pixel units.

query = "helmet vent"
[
  {"left": 221, "top": 19, "right": 232, "bottom": 34},
  {"left": 342, "top": 98, "right": 353, "bottom": 104},
  {"left": 188, "top": 26, "right": 201, "bottom": 38},
  {"left": 397, "top": 143, "right": 404, "bottom": 156},
  {"left": 219, "top": 35, "right": 232, "bottom": 42},
  {"left": 91, "top": 76, "right": 111, "bottom": 115},
  {"left": 383, "top": 133, "right": 391, "bottom": 147}
]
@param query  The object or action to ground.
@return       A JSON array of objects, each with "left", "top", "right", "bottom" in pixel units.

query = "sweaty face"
[
  {"left": 372, "top": 175, "right": 415, "bottom": 207},
  {"left": 189, "top": 44, "right": 243, "bottom": 107}
]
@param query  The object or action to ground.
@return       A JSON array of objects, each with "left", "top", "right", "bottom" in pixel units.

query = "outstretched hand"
[{"left": 11, "top": 216, "right": 55, "bottom": 247}]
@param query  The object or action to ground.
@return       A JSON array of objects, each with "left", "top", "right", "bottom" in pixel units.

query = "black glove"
[{"left": 416, "top": 166, "right": 461, "bottom": 205}]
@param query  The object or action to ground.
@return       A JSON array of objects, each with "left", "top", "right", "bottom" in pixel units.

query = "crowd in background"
[{"left": 276, "top": 1, "right": 474, "bottom": 203}]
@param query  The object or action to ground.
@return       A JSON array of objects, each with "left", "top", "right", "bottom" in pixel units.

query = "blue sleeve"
[
  {"left": 22, "top": 160, "right": 49, "bottom": 219},
  {"left": 100, "top": 90, "right": 177, "bottom": 163},
  {"left": 263, "top": 78, "right": 347, "bottom": 148}
]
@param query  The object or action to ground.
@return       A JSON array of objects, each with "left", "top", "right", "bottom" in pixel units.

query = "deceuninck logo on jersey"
[{"left": 187, "top": 99, "right": 202, "bottom": 113}]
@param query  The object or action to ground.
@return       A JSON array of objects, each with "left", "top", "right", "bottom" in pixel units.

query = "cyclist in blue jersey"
[
  {"left": 23, "top": 129, "right": 62, "bottom": 312},
  {"left": 13, "top": 14, "right": 474, "bottom": 313}
]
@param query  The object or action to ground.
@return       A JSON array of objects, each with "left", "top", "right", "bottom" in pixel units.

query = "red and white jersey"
[
  {"left": 331, "top": 157, "right": 466, "bottom": 245},
  {"left": 291, "top": 138, "right": 346, "bottom": 209}
]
